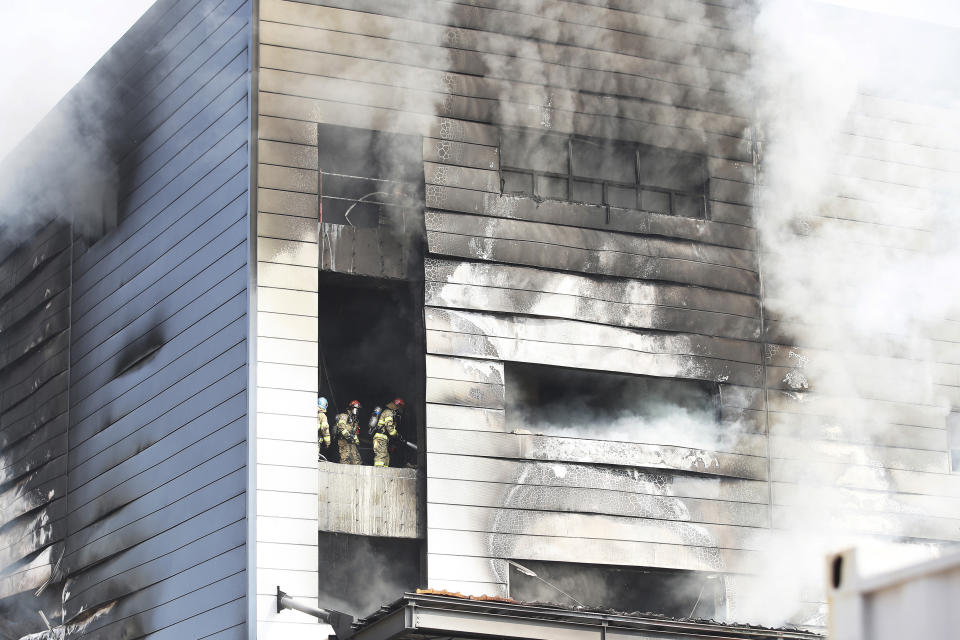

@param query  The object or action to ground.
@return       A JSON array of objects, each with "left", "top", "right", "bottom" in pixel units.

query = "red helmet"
[
  {"left": 348, "top": 400, "right": 361, "bottom": 410},
  {"left": 392, "top": 398, "right": 405, "bottom": 408}
]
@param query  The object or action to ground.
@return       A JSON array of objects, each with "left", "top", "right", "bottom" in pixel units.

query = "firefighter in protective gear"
[
  {"left": 335, "top": 400, "right": 362, "bottom": 465},
  {"left": 317, "top": 397, "right": 331, "bottom": 459},
  {"left": 372, "top": 398, "right": 404, "bottom": 467}
]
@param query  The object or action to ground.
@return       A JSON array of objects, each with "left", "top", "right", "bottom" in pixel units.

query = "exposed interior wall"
[
  {"left": 317, "top": 532, "right": 421, "bottom": 619},
  {"left": 0, "top": 0, "right": 255, "bottom": 637}
]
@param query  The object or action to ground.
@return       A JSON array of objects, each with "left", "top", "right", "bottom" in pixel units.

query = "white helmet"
[{"left": 317, "top": 397, "right": 328, "bottom": 410}]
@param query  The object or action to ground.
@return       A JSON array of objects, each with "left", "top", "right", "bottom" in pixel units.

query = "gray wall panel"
[
  {"left": 71, "top": 150, "right": 248, "bottom": 341},
  {"left": 71, "top": 261, "right": 247, "bottom": 389},
  {"left": 0, "top": 0, "right": 252, "bottom": 633},
  {"left": 120, "top": 0, "right": 251, "bottom": 134},
  {"left": 72, "top": 166, "right": 249, "bottom": 302},
  {"left": 0, "top": 224, "right": 72, "bottom": 613},
  {"left": 68, "top": 402, "right": 247, "bottom": 529},
  {"left": 63, "top": 509, "right": 246, "bottom": 618},
  {"left": 69, "top": 344, "right": 247, "bottom": 480},
  {"left": 70, "top": 294, "right": 247, "bottom": 421},
  {"left": 427, "top": 429, "right": 768, "bottom": 480},
  {"left": 427, "top": 232, "right": 760, "bottom": 294},
  {"left": 427, "top": 478, "right": 769, "bottom": 527}
]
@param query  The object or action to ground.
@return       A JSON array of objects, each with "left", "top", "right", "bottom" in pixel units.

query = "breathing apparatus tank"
[{"left": 367, "top": 406, "right": 383, "bottom": 435}]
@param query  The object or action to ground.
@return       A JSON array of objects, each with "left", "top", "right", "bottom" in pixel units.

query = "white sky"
[
  {"left": 0, "top": 0, "right": 956, "bottom": 161},
  {"left": 817, "top": 0, "right": 960, "bottom": 28},
  {"left": 0, "top": 1, "right": 155, "bottom": 160}
]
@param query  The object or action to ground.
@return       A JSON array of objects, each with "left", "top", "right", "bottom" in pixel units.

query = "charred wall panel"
[
  {"left": 255, "top": 0, "right": 960, "bottom": 631},
  {"left": 256, "top": 0, "right": 764, "bottom": 621},
  {"left": 409, "top": 0, "right": 764, "bottom": 604},
  {"left": 0, "top": 223, "right": 72, "bottom": 639},
  {"left": 0, "top": 0, "right": 253, "bottom": 637}
]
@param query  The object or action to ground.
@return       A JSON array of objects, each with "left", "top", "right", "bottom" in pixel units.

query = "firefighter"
[
  {"left": 317, "top": 396, "right": 331, "bottom": 460},
  {"left": 335, "top": 400, "right": 362, "bottom": 465},
  {"left": 372, "top": 398, "right": 404, "bottom": 468}
]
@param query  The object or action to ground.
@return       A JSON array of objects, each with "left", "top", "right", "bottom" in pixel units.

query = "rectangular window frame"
[{"left": 498, "top": 130, "right": 709, "bottom": 219}]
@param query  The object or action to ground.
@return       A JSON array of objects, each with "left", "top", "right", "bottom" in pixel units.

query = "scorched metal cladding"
[{"left": 0, "top": 0, "right": 253, "bottom": 637}]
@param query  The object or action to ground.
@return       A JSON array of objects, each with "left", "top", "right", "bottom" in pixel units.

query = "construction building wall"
[
  {"left": 255, "top": 0, "right": 960, "bottom": 630},
  {"left": 252, "top": 0, "right": 764, "bottom": 619},
  {"left": 0, "top": 0, "right": 254, "bottom": 637},
  {"left": 1, "top": 0, "right": 955, "bottom": 637},
  {"left": 254, "top": 2, "right": 323, "bottom": 637}
]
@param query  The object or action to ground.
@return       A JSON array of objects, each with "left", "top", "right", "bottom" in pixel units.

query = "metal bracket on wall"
[{"left": 276, "top": 587, "right": 355, "bottom": 638}]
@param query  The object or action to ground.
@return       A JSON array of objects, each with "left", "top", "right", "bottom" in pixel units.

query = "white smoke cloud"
[
  {"left": 0, "top": 1, "right": 155, "bottom": 160},
  {"left": 480, "top": 0, "right": 960, "bottom": 628},
  {"left": 736, "top": 0, "right": 960, "bottom": 627}
]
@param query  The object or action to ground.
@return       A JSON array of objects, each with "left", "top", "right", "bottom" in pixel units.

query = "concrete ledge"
[{"left": 318, "top": 461, "right": 423, "bottom": 538}]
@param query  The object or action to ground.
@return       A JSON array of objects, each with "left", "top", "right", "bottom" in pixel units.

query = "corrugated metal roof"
[{"left": 350, "top": 591, "right": 823, "bottom": 640}]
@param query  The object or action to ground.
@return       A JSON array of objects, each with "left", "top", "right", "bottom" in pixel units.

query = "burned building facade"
[{"left": 0, "top": 0, "right": 958, "bottom": 638}]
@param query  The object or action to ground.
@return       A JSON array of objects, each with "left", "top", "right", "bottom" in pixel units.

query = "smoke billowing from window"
[
  {"left": 318, "top": 533, "right": 420, "bottom": 618},
  {"left": 506, "top": 363, "right": 740, "bottom": 454},
  {"left": 0, "top": 76, "right": 120, "bottom": 249},
  {"left": 509, "top": 560, "right": 724, "bottom": 620}
]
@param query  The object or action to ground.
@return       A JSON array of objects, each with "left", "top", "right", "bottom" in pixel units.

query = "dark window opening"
[
  {"left": 317, "top": 274, "right": 424, "bottom": 467},
  {"left": 505, "top": 363, "right": 718, "bottom": 445},
  {"left": 500, "top": 130, "right": 708, "bottom": 218},
  {"left": 509, "top": 560, "right": 724, "bottom": 619},
  {"left": 317, "top": 124, "right": 425, "bottom": 282},
  {"left": 318, "top": 124, "right": 423, "bottom": 229},
  {"left": 319, "top": 532, "right": 422, "bottom": 618}
]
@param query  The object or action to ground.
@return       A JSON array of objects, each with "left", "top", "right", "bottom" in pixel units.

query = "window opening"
[
  {"left": 315, "top": 123, "right": 426, "bottom": 468},
  {"left": 505, "top": 363, "right": 719, "bottom": 446},
  {"left": 317, "top": 275, "right": 423, "bottom": 468},
  {"left": 318, "top": 124, "right": 422, "bottom": 229},
  {"left": 500, "top": 130, "right": 708, "bottom": 219},
  {"left": 508, "top": 559, "right": 725, "bottom": 619}
]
